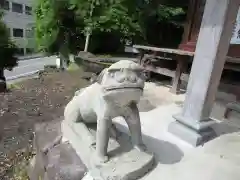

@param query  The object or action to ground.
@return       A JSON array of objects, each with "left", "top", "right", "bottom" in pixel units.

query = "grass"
[
  {"left": 3, "top": 147, "right": 34, "bottom": 180},
  {"left": 67, "top": 62, "right": 81, "bottom": 71},
  {"left": 7, "top": 83, "right": 21, "bottom": 90},
  {"left": 12, "top": 160, "right": 29, "bottom": 180},
  {"left": 97, "top": 54, "right": 112, "bottom": 58}
]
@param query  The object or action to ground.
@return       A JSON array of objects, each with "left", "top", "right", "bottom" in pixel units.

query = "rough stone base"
[
  {"left": 62, "top": 120, "right": 155, "bottom": 180},
  {"left": 168, "top": 120, "right": 217, "bottom": 147},
  {"left": 28, "top": 120, "right": 87, "bottom": 180}
]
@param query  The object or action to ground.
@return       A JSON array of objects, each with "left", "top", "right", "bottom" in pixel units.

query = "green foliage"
[
  {"left": 0, "top": 11, "right": 18, "bottom": 69},
  {"left": 155, "top": 5, "right": 185, "bottom": 23},
  {"left": 69, "top": 0, "right": 143, "bottom": 43},
  {"left": 34, "top": 0, "right": 84, "bottom": 54},
  {"left": 71, "top": 0, "right": 187, "bottom": 44},
  {"left": 34, "top": 0, "right": 188, "bottom": 53},
  {"left": 136, "top": 0, "right": 188, "bottom": 47},
  {"left": 67, "top": 62, "right": 80, "bottom": 71},
  {"left": 7, "top": 83, "right": 21, "bottom": 90}
]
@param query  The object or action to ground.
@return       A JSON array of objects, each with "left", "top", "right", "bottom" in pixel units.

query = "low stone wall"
[{"left": 17, "top": 53, "right": 47, "bottom": 61}]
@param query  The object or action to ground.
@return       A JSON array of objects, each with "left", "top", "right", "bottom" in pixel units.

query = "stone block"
[
  {"left": 34, "top": 119, "right": 62, "bottom": 154},
  {"left": 29, "top": 120, "right": 63, "bottom": 180},
  {"left": 28, "top": 154, "right": 45, "bottom": 180},
  {"left": 45, "top": 142, "right": 87, "bottom": 180},
  {"left": 29, "top": 120, "right": 88, "bottom": 180}
]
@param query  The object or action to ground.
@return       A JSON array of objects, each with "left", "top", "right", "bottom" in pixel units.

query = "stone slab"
[{"left": 62, "top": 120, "right": 155, "bottom": 180}]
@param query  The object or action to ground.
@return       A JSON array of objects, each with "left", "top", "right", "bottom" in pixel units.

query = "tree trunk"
[
  {"left": 0, "top": 68, "right": 6, "bottom": 92},
  {"left": 59, "top": 44, "right": 70, "bottom": 70},
  {"left": 84, "top": 33, "right": 91, "bottom": 52},
  {"left": 59, "top": 53, "right": 69, "bottom": 70}
]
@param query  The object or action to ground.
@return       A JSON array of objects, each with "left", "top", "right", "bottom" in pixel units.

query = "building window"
[
  {"left": 13, "top": 28, "right": 24, "bottom": 37},
  {"left": 25, "top": 29, "right": 34, "bottom": 38},
  {"left": 1, "top": 0, "right": 10, "bottom": 10},
  {"left": 12, "top": 2, "right": 23, "bottom": 13},
  {"left": 25, "top": 6, "right": 32, "bottom": 15}
]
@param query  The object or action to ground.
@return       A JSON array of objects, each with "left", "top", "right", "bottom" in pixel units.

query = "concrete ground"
[{"left": 113, "top": 82, "right": 240, "bottom": 180}]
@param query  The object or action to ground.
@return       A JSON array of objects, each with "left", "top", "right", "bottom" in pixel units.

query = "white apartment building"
[{"left": 1, "top": 0, "right": 35, "bottom": 55}]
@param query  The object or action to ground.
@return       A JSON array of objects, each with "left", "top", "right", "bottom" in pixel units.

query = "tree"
[
  {"left": 34, "top": 0, "right": 84, "bottom": 69},
  {"left": 0, "top": 11, "right": 18, "bottom": 91},
  {"left": 70, "top": 0, "right": 187, "bottom": 51},
  {"left": 70, "top": 0, "right": 143, "bottom": 52},
  {"left": 35, "top": 0, "right": 188, "bottom": 56},
  {"left": 135, "top": 0, "right": 187, "bottom": 46}
]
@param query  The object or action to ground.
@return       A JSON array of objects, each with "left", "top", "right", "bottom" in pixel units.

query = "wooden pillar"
[
  {"left": 170, "top": 57, "right": 185, "bottom": 94},
  {"left": 169, "top": 0, "right": 240, "bottom": 146}
]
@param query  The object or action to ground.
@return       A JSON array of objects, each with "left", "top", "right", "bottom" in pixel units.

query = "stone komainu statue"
[{"left": 64, "top": 60, "right": 146, "bottom": 163}]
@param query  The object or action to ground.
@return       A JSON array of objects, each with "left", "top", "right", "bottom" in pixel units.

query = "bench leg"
[
  {"left": 137, "top": 50, "right": 144, "bottom": 65},
  {"left": 170, "top": 59, "right": 184, "bottom": 94},
  {"left": 224, "top": 108, "right": 232, "bottom": 118},
  {"left": 224, "top": 102, "right": 240, "bottom": 118}
]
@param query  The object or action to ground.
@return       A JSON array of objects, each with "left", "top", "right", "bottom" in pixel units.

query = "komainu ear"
[{"left": 97, "top": 68, "right": 108, "bottom": 84}]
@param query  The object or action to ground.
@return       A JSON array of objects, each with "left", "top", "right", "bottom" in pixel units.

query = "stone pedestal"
[
  {"left": 169, "top": 0, "right": 240, "bottom": 146},
  {"left": 29, "top": 119, "right": 154, "bottom": 180},
  {"left": 61, "top": 120, "right": 155, "bottom": 180},
  {"left": 169, "top": 116, "right": 216, "bottom": 146}
]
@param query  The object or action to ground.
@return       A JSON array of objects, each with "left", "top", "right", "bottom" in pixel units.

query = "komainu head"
[{"left": 97, "top": 60, "right": 146, "bottom": 106}]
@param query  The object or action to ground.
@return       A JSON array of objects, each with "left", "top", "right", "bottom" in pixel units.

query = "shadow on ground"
[
  {"left": 142, "top": 135, "right": 184, "bottom": 164},
  {"left": 212, "top": 121, "right": 240, "bottom": 137},
  {"left": 115, "top": 123, "right": 184, "bottom": 165},
  {"left": 138, "top": 98, "right": 156, "bottom": 112}
]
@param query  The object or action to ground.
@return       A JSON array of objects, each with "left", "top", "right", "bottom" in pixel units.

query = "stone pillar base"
[{"left": 168, "top": 119, "right": 217, "bottom": 147}]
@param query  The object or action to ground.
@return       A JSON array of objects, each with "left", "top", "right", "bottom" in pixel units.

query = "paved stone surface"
[
  {"left": 144, "top": 132, "right": 240, "bottom": 180},
  {"left": 29, "top": 81, "right": 240, "bottom": 180},
  {"left": 111, "top": 82, "right": 240, "bottom": 180}
]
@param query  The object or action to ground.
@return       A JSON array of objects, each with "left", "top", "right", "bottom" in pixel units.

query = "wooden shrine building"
[{"left": 180, "top": 0, "right": 240, "bottom": 58}]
